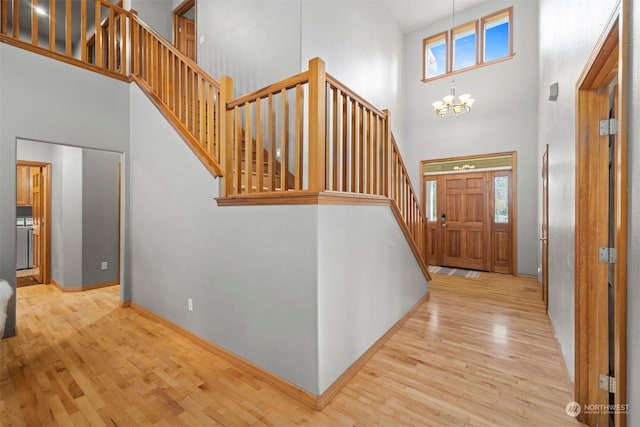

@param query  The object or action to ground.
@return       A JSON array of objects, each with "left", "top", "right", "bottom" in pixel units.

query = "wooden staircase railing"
[
  {"left": 220, "top": 58, "right": 430, "bottom": 277},
  {"left": 0, "top": 4, "right": 429, "bottom": 278},
  {"left": 0, "top": 0, "right": 224, "bottom": 177},
  {"left": 130, "top": 16, "right": 223, "bottom": 177}
]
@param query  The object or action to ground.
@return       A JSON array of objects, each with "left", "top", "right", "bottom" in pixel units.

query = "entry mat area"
[{"left": 428, "top": 266, "right": 482, "bottom": 279}]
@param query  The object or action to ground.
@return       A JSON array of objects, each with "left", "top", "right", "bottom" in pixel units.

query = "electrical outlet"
[
  {"left": 188, "top": 298, "right": 193, "bottom": 312},
  {"left": 101, "top": 262, "right": 108, "bottom": 270}
]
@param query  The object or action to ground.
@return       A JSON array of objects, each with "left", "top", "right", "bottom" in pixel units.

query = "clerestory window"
[{"left": 422, "top": 7, "right": 513, "bottom": 82}]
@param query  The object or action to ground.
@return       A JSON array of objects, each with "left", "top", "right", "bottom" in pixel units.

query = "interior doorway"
[
  {"left": 173, "top": 0, "right": 196, "bottom": 62},
  {"left": 574, "top": 2, "right": 628, "bottom": 425},
  {"left": 16, "top": 161, "right": 51, "bottom": 287},
  {"left": 421, "top": 152, "right": 516, "bottom": 274}
]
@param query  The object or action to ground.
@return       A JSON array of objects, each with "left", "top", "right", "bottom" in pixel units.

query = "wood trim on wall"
[
  {"left": 129, "top": 291, "right": 430, "bottom": 411},
  {"left": 574, "top": 1, "right": 627, "bottom": 424},
  {"left": 51, "top": 280, "right": 119, "bottom": 292}
]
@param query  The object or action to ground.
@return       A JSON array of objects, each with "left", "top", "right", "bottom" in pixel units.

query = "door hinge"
[
  {"left": 599, "top": 374, "right": 617, "bottom": 393},
  {"left": 599, "top": 118, "right": 618, "bottom": 135},
  {"left": 598, "top": 247, "right": 617, "bottom": 263}
]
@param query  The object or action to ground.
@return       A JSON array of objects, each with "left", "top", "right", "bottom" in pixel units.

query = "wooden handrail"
[
  {"left": 227, "top": 71, "right": 310, "bottom": 109},
  {"left": 326, "top": 74, "right": 385, "bottom": 118}
]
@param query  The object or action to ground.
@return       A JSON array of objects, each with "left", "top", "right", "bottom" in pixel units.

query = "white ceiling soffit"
[{"left": 383, "top": 0, "right": 490, "bottom": 33}]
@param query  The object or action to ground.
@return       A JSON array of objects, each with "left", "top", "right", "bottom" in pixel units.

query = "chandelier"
[{"left": 432, "top": 80, "right": 475, "bottom": 117}]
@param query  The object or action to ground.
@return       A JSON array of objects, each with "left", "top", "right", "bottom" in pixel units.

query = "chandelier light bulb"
[{"left": 432, "top": 80, "right": 474, "bottom": 118}]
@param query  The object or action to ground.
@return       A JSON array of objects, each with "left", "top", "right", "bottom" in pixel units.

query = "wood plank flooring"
[{"left": 0, "top": 273, "right": 583, "bottom": 426}]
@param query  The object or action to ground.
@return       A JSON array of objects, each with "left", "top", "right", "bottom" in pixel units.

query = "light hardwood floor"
[{"left": 0, "top": 273, "right": 583, "bottom": 426}]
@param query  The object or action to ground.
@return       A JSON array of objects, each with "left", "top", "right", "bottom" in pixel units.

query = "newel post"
[
  {"left": 383, "top": 109, "right": 392, "bottom": 198},
  {"left": 308, "top": 57, "right": 327, "bottom": 192},
  {"left": 130, "top": 10, "right": 139, "bottom": 76},
  {"left": 219, "top": 76, "right": 234, "bottom": 197}
]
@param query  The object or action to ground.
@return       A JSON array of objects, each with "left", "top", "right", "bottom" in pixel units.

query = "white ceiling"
[{"left": 382, "top": 0, "right": 490, "bottom": 33}]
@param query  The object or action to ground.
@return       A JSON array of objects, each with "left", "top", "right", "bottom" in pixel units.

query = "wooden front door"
[
  {"left": 441, "top": 173, "right": 490, "bottom": 271},
  {"left": 541, "top": 145, "right": 549, "bottom": 309},
  {"left": 31, "top": 167, "right": 43, "bottom": 284}
]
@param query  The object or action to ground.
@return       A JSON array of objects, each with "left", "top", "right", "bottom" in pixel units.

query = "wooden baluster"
[
  {"left": 219, "top": 76, "right": 234, "bottom": 197},
  {"left": 94, "top": 2, "right": 102, "bottom": 67},
  {"left": 81, "top": 0, "right": 87, "bottom": 62},
  {"left": 308, "top": 57, "right": 326, "bottom": 192},
  {"left": 66, "top": 0, "right": 73, "bottom": 56},
  {"left": 12, "top": 0, "right": 18, "bottom": 38},
  {"left": 341, "top": 94, "right": 348, "bottom": 192},
  {"left": 31, "top": 0, "right": 38, "bottom": 45},
  {"left": 49, "top": 0, "right": 55, "bottom": 51},
  {"left": 358, "top": 104, "right": 364, "bottom": 193},
  {"left": 184, "top": 64, "right": 190, "bottom": 129},
  {"left": 294, "top": 84, "right": 304, "bottom": 190},
  {"left": 255, "top": 98, "right": 264, "bottom": 192},
  {"left": 350, "top": 98, "right": 357, "bottom": 193},
  {"left": 382, "top": 111, "right": 391, "bottom": 198},
  {"left": 164, "top": 47, "right": 170, "bottom": 103},
  {"left": 267, "top": 93, "right": 275, "bottom": 191},
  {"left": 366, "top": 110, "right": 373, "bottom": 194},
  {"left": 200, "top": 77, "right": 207, "bottom": 145},
  {"left": 244, "top": 101, "right": 252, "bottom": 193},
  {"left": 191, "top": 69, "right": 197, "bottom": 134},
  {"left": 108, "top": 7, "right": 115, "bottom": 71},
  {"left": 372, "top": 114, "right": 379, "bottom": 195},
  {"left": 280, "top": 88, "right": 288, "bottom": 191},
  {"left": 208, "top": 85, "right": 215, "bottom": 158},
  {"left": 234, "top": 106, "right": 242, "bottom": 193},
  {"left": 1, "top": 0, "right": 7, "bottom": 35},
  {"left": 331, "top": 88, "right": 339, "bottom": 191},
  {"left": 119, "top": 12, "right": 126, "bottom": 75}
]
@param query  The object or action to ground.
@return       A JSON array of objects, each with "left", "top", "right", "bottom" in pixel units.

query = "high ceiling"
[{"left": 383, "top": 0, "right": 490, "bottom": 33}]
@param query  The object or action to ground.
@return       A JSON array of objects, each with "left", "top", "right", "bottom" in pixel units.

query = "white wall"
[
  {"left": 317, "top": 204, "right": 428, "bottom": 393},
  {"left": 130, "top": 0, "right": 173, "bottom": 41},
  {"left": 82, "top": 150, "right": 120, "bottom": 285},
  {"left": 0, "top": 43, "right": 130, "bottom": 337},
  {"left": 196, "top": 0, "right": 405, "bottom": 143},
  {"left": 403, "top": 0, "right": 539, "bottom": 275},
  {"left": 61, "top": 147, "right": 84, "bottom": 287},
  {"left": 129, "top": 84, "right": 428, "bottom": 395},
  {"left": 130, "top": 85, "right": 320, "bottom": 393},
  {"left": 537, "top": 0, "right": 619, "bottom": 385}
]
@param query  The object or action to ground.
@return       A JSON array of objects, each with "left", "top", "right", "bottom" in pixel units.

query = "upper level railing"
[
  {"left": 0, "top": 0, "right": 223, "bottom": 177},
  {"left": 130, "top": 17, "right": 223, "bottom": 177}
]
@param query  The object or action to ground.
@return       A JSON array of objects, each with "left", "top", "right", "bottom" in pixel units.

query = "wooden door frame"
[
  {"left": 541, "top": 144, "right": 549, "bottom": 311},
  {"left": 420, "top": 151, "right": 517, "bottom": 274},
  {"left": 172, "top": 0, "right": 196, "bottom": 62},
  {"left": 16, "top": 160, "right": 51, "bottom": 285},
  {"left": 574, "top": 1, "right": 628, "bottom": 425}
]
